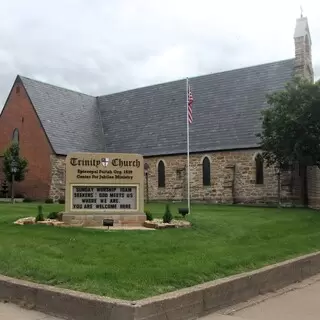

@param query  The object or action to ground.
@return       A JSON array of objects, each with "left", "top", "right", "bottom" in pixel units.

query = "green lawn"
[{"left": 0, "top": 202, "right": 320, "bottom": 300}]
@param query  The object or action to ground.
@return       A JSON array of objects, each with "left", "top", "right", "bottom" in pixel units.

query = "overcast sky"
[{"left": 0, "top": 0, "right": 319, "bottom": 110}]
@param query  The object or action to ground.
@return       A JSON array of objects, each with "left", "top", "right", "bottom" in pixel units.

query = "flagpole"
[{"left": 186, "top": 77, "right": 191, "bottom": 214}]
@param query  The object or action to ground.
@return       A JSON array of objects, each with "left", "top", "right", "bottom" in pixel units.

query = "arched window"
[
  {"left": 255, "top": 154, "right": 264, "bottom": 184},
  {"left": 12, "top": 128, "right": 19, "bottom": 144},
  {"left": 158, "top": 160, "right": 165, "bottom": 188},
  {"left": 202, "top": 156, "right": 211, "bottom": 186}
]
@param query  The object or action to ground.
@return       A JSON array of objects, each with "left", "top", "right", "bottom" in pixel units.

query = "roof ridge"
[
  {"left": 97, "top": 57, "right": 295, "bottom": 98},
  {"left": 18, "top": 75, "right": 95, "bottom": 98},
  {"left": 17, "top": 58, "right": 294, "bottom": 101}
]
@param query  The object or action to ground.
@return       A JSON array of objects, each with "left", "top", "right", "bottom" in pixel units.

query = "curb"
[{"left": 1, "top": 251, "right": 320, "bottom": 320}]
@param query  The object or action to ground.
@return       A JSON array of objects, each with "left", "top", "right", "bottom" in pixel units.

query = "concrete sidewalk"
[
  {"left": 0, "top": 302, "right": 61, "bottom": 320},
  {"left": 203, "top": 274, "right": 320, "bottom": 320}
]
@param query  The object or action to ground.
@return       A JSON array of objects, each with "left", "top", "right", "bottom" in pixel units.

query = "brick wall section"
[
  {"left": 0, "top": 79, "right": 53, "bottom": 199},
  {"left": 50, "top": 150, "right": 301, "bottom": 205}
]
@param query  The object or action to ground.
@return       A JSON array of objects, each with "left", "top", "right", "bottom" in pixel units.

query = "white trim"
[
  {"left": 156, "top": 159, "right": 167, "bottom": 167},
  {"left": 200, "top": 155, "right": 212, "bottom": 164}
]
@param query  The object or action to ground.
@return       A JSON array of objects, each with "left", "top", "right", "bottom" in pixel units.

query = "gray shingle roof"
[
  {"left": 98, "top": 58, "right": 295, "bottom": 156},
  {"left": 17, "top": 58, "right": 295, "bottom": 156},
  {"left": 19, "top": 76, "right": 106, "bottom": 155}
]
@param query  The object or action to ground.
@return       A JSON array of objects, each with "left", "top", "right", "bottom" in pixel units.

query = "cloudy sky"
[{"left": 0, "top": 0, "right": 319, "bottom": 110}]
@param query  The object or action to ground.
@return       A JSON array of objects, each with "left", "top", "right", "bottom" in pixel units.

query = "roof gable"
[
  {"left": 97, "top": 58, "right": 295, "bottom": 156},
  {"left": 19, "top": 76, "right": 105, "bottom": 155}
]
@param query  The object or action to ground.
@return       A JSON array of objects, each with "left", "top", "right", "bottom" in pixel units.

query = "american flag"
[{"left": 188, "top": 84, "right": 194, "bottom": 124}]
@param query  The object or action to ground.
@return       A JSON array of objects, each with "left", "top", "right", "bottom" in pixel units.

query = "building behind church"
[{"left": 1, "top": 16, "right": 319, "bottom": 208}]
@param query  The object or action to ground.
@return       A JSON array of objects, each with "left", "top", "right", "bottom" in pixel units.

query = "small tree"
[
  {"left": 163, "top": 204, "right": 173, "bottom": 223},
  {"left": 35, "top": 205, "right": 44, "bottom": 222},
  {"left": 2, "top": 142, "right": 28, "bottom": 183}
]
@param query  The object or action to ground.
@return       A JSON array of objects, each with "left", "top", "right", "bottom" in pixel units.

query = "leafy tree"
[
  {"left": 257, "top": 76, "right": 320, "bottom": 204},
  {"left": 2, "top": 142, "right": 28, "bottom": 183},
  {"left": 257, "top": 76, "right": 320, "bottom": 169}
]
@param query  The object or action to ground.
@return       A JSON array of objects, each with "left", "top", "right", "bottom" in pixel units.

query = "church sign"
[{"left": 65, "top": 153, "right": 144, "bottom": 215}]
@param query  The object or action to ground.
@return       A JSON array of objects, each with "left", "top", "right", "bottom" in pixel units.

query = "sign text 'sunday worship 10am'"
[{"left": 64, "top": 153, "right": 144, "bottom": 214}]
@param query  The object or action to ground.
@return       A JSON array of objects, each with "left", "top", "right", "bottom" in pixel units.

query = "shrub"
[
  {"left": 35, "top": 205, "right": 44, "bottom": 222},
  {"left": 47, "top": 211, "right": 59, "bottom": 220},
  {"left": 163, "top": 204, "right": 173, "bottom": 223},
  {"left": 23, "top": 197, "right": 33, "bottom": 203},
  {"left": 0, "top": 180, "right": 9, "bottom": 198},
  {"left": 57, "top": 212, "right": 63, "bottom": 221},
  {"left": 145, "top": 210, "right": 153, "bottom": 221},
  {"left": 45, "top": 198, "right": 54, "bottom": 204},
  {"left": 178, "top": 208, "right": 189, "bottom": 219},
  {"left": 58, "top": 198, "right": 65, "bottom": 204}
]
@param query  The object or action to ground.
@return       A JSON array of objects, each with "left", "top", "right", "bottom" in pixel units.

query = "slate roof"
[
  {"left": 98, "top": 58, "right": 295, "bottom": 156},
  {"left": 19, "top": 76, "right": 106, "bottom": 155},
  {"left": 15, "top": 58, "right": 295, "bottom": 156}
]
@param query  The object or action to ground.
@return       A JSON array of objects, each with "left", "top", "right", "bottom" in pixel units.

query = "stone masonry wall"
[
  {"left": 294, "top": 36, "right": 313, "bottom": 80},
  {"left": 144, "top": 149, "right": 299, "bottom": 204},
  {"left": 49, "top": 149, "right": 301, "bottom": 205},
  {"left": 49, "top": 155, "right": 66, "bottom": 201},
  {"left": 307, "top": 166, "right": 320, "bottom": 209}
]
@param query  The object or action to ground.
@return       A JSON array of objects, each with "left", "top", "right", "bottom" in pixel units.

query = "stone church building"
[{"left": 0, "top": 16, "right": 317, "bottom": 207}]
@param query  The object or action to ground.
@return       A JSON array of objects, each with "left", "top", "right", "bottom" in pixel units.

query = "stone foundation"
[{"left": 62, "top": 214, "right": 146, "bottom": 227}]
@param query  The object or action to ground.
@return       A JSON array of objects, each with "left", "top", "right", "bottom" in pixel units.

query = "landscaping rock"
[
  {"left": 37, "top": 220, "right": 54, "bottom": 226},
  {"left": 37, "top": 219, "right": 65, "bottom": 226},
  {"left": 14, "top": 217, "right": 36, "bottom": 225},
  {"left": 143, "top": 218, "right": 191, "bottom": 229},
  {"left": 13, "top": 217, "right": 65, "bottom": 227}
]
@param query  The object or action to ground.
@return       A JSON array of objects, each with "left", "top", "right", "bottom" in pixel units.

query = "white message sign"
[{"left": 72, "top": 186, "right": 137, "bottom": 210}]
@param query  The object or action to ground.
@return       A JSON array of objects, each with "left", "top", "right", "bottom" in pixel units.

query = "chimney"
[{"left": 294, "top": 16, "right": 313, "bottom": 81}]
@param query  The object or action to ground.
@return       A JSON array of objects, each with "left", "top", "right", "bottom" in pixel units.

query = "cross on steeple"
[{"left": 300, "top": 5, "right": 303, "bottom": 18}]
